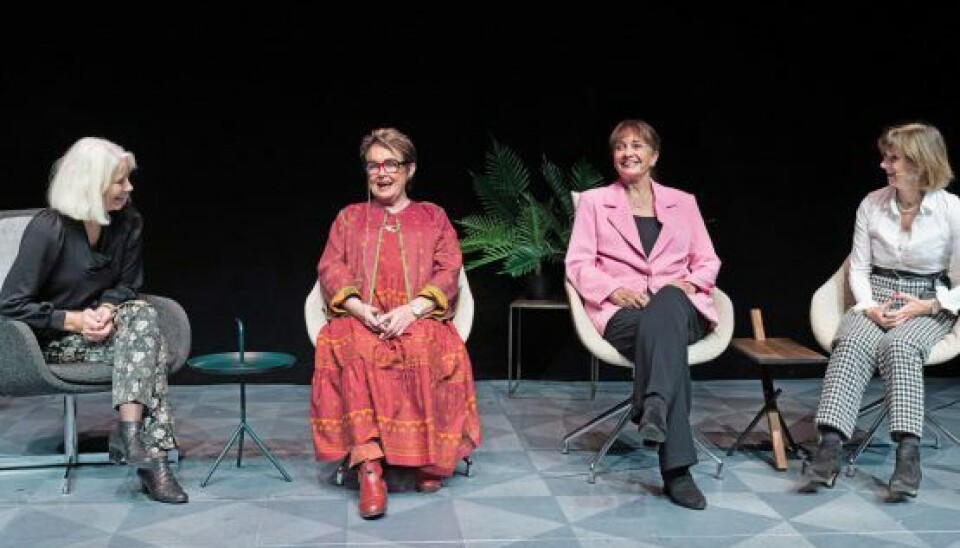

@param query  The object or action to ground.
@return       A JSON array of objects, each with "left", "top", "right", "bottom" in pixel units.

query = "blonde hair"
[
  {"left": 47, "top": 137, "right": 136, "bottom": 225},
  {"left": 878, "top": 123, "right": 954, "bottom": 191}
]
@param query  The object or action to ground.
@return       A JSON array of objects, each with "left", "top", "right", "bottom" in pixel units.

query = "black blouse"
[
  {"left": 0, "top": 206, "right": 143, "bottom": 332},
  {"left": 634, "top": 215, "right": 661, "bottom": 257}
]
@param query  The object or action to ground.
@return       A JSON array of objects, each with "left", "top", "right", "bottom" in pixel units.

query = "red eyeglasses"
[{"left": 363, "top": 159, "right": 408, "bottom": 174}]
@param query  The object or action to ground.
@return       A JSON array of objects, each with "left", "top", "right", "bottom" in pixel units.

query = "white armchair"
[
  {"left": 304, "top": 268, "right": 476, "bottom": 483},
  {"left": 559, "top": 191, "right": 734, "bottom": 482},
  {"left": 809, "top": 258, "right": 960, "bottom": 471},
  {"left": 305, "top": 268, "right": 474, "bottom": 345},
  {"left": 560, "top": 278, "right": 734, "bottom": 482}
]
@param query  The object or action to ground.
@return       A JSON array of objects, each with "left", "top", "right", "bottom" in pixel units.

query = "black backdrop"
[{"left": 3, "top": 7, "right": 959, "bottom": 384}]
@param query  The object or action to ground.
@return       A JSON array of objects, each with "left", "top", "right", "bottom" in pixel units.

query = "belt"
[{"left": 871, "top": 266, "right": 947, "bottom": 283}]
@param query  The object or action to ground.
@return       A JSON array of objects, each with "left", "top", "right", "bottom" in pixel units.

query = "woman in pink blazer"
[{"left": 566, "top": 120, "right": 721, "bottom": 510}]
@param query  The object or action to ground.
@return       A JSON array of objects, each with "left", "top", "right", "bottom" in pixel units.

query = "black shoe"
[
  {"left": 638, "top": 396, "right": 667, "bottom": 447},
  {"left": 137, "top": 458, "right": 189, "bottom": 504},
  {"left": 888, "top": 442, "right": 921, "bottom": 499},
  {"left": 798, "top": 439, "right": 841, "bottom": 493},
  {"left": 664, "top": 473, "right": 706, "bottom": 510},
  {"left": 108, "top": 421, "right": 151, "bottom": 467}
]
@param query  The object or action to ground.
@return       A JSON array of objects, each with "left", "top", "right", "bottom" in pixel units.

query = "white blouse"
[{"left": 849, "top": 186, "right": 960, "bottom": 315}]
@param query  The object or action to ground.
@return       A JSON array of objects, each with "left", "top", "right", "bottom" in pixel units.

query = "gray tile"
[
  {"left": 1, "top": 379, "right": 959, "bottom": 546},
  {"left": 346, "top": 497, "right": 463, "bottom": 544},
  {"left": 455, "top": 498, "right": 568, "bottom": 542},
  {"left": 0, "top": 507, "right": 109, "bottom": 545}
]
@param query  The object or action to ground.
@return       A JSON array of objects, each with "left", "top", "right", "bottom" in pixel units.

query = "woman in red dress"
[{"left": 310, "top": 127, "right": 481, "bottom": 519}]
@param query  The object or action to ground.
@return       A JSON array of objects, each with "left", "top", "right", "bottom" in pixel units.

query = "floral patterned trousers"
[{"left": 40, "top": 300, "right": 176, "bottom": 454}]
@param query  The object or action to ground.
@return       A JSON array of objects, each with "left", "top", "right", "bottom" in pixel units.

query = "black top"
[
  {"left": 0, "top": 206, "right": 143, "bottom": 333},
  {"left": 634, "top": 215, "right": 661, "bottom": 256}
]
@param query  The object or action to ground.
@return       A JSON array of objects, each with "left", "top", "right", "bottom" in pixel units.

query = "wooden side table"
[{"left": 729, "top": 310, "right": 827, "bottom": 470}]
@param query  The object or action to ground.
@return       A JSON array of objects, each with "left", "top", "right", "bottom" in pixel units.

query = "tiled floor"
[{"left": 1, "top": 378, "right": 959, "bottom": 547}]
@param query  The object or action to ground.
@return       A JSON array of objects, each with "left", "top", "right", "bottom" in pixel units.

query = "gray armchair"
[{"left": 0, "top": 209, "right": 191, "bottom": 493}]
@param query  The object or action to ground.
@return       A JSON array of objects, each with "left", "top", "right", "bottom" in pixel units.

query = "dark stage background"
[{"left": 2, "top": 8, "right": 959, "bottom": 384}]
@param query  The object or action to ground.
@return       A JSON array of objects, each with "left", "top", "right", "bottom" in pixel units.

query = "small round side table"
[{"left": 187, "top": 320, "right": 296, "bottom": 487}]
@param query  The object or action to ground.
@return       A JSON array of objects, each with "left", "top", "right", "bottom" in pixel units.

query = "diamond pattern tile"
[{"left": 0, "top": 378, "right": 958, "bottom": 546}]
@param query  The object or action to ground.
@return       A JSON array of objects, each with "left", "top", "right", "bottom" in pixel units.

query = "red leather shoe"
[
  {"left": 416, "top": 469, "right": 443, "bottom": 493},
  {"left": 358, "top": 460, "right": 387, "bottom": 519}
]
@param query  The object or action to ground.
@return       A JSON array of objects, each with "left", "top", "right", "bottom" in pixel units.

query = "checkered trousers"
[{"left": 815, "top": 271, "right": 955, "bottom": 439}]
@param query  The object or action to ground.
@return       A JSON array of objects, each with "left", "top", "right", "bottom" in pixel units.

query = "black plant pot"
[{"left": 523, "top": 271, "right": 554, "bottom": 301}]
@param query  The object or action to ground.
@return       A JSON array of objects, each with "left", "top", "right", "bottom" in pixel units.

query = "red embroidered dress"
[{"left": 310, "top": 201, "right": 481, "bottom": 475}]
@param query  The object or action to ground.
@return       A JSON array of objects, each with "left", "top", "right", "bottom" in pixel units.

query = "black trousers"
[{"left": 602, "top": 285, "right": 709, "bottom": 473}]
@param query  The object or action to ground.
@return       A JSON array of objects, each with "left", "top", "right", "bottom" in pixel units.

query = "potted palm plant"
[{"left": 457, "top": 139, "right": 603, "bottom": 299}]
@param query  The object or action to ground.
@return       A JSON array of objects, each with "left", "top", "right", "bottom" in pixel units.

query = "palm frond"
[
  {"left": 502, "top": 244, "right": 553, "bottom": 277},
  {"left": 538, "top": 197, "right": 567, "bottom": 246},
  {"left": 458, "top": 139, "right": 603, "bottom": 278},
  {"left": 463, "top": 245, "right": 516, "bottom": 271},
  {"left": 541, "top": 156, "right": 575, "bottom": 220},
  {"left": 469, "top": 139, "right": 531, "bottom": 220},
  {"left": 569, "top": 158, "right": 605, "bottom": 191},
  {"left": 513, "top": 199, "right": 549, "bottom": 249},
  {"left": 456, "top": 214, "right": 509, "bottom": 234},
  {"left": 456, "top": 215, "right": 515, "bottom": 253}
]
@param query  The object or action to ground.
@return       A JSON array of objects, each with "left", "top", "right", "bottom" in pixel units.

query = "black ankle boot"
[
  {"left": 889, "top": 440, "right": 921, "bottom": 498},
  {"left": 638, "top": 395, "right": 667, "bottom": 446},
  {"left": 137, "top": 458, "right": 189, "bottom": 504},
  {"left": 108, "top": 421, "right": 150, "bottom": 467},
  {"left": 799, "top": 436, "right": 842, "bottom": 493},
  {"left": 663, "top": 471, "right": 706, "bottom": 510}
]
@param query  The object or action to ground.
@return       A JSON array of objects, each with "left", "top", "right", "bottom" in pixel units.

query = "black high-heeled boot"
[
  {"left": 137, "top": 457, "right": 189, "bottom": 504},
  {"left": 108, "top": 421, "right": 150, "bottom": 467},
  {"left": 888, "top": 437, "right": 921, "bottom": 499},
  {"left": 799, "top": 431, "right": 842, "bottom": 493}
]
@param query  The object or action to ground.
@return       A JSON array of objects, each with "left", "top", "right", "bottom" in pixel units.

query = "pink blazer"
[{"left": 565, "top": 181, "right": 721, "bottom": 335}]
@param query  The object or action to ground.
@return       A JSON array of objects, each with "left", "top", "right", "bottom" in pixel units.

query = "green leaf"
[
  {"left": 457, "top": 138, "right": 604, "bottom": 280},
  {"left": 469, "top": 139, "right": 531, "bottom": 220},
  {"left": 502, "top": 244, "right": 551, "bottom": 277},
  {"left": 541, "top": 156, "right": 575, "bottom": 220},
  {"left": 569, "top": 159, "right": 605, "bottom": 191},
  {"left": 457, "top": 215, "right": 515, "bottom": 253}
]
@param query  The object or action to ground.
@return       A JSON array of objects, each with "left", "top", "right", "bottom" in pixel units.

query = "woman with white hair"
[{"left": 0, "top": 137, "right": 188, "bottom": 503}]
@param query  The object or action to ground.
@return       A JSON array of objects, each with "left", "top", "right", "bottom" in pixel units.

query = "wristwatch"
[
  {"left": 410, "top": 300, "right": 427, "bottom": 318},
  {"left": 930, "top": 299, "right": 942, "bottom": 315}
]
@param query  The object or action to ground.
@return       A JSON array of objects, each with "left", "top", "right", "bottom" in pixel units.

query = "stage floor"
[{"left": 1, "top": 378, "right": 959, "bottom": 547}]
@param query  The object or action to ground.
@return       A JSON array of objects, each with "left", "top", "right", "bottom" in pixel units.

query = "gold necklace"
[
  {"left": 897, "top": 199, "right": 919, "bottom": 214},
  {"left": 364, "top": 209, "right": 413, "bottom": 304},
  {"left": 383, "top": 215, "right": 400, "bottom": 232}
]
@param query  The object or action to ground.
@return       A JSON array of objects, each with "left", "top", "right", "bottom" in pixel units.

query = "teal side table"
[{"left": 186, "top": 320, "right": 296, "bottom": 486}]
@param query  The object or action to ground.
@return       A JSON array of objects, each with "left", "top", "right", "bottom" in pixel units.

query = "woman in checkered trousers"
[{"left": 801, "top": 123, "right": 958, "bottom": 498}]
